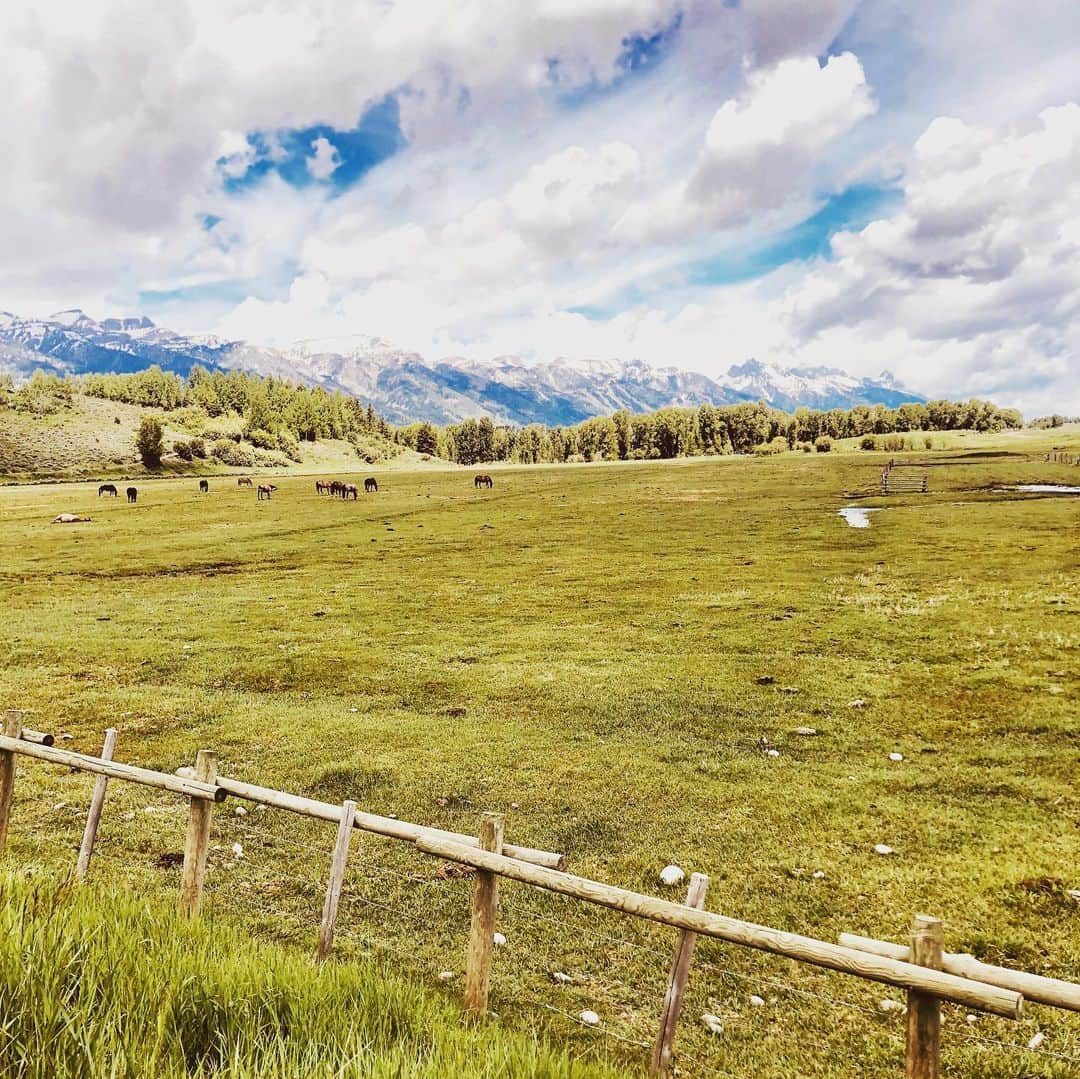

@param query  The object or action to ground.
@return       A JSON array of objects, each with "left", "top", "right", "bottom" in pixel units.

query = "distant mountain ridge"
[{"left": 0, "top": 308, "right": 926, "bottom": 425}]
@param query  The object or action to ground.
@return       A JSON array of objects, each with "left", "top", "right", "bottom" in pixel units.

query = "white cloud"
[{"left": 306, "top": 137, "right": 341, "bottom": 181}]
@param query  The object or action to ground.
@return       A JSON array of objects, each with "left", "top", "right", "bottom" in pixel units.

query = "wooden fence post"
[
  {"left": 0, "top": 711, "right": 24, "bottom": 852},
  {"left": 905, "top": 915, "right": 944, "bottom": 1079},
  {"left": 650, "top": 872, "right": 709, "bottom": 1078},
  {"left": 178, "top": 749, "right": 217, "bottom": 918},
  {"left": 317, "top": 799, "right": 357, "bottom": 961},
  {"left": 464, "top": 812, "right": 505, "bottom": 1015},
  {"left": 76, "top": 728, "right": 117, "bottom": 880}
]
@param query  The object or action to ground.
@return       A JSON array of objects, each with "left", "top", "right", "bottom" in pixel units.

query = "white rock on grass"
[
  {"left": 579, "top": 1010, "right": 600, "bottom": 1027},
  {"left": 849, "top": 699, "right": 867, "bottom": 709},
  {"left": 812, "top": 870, "right": 826, "bottom": 880},
  {"left": 749, "top": 995, "right": 765, "bottom": 1007},
  {"left": 231, "top": 842, "right": 244, "bottom": 859},
  {"left": 888, "top": 752, "right": 904, "bottom": 762},
  {"left": 765, "top": 748, "right": 781, "bottom": 758},
  {"left": 438, "top": 971, "right": 456, "bottom": 982},
  {"left": 792, "top": 727, "right": 818, "bottom": 736},
  {"left": 701, "top": 1012, "right": 724, "bottom": 1035},
  {"left": 1028, "top": 1032, "right": 1046, "bottom": 1051},
  {"left": 874, "top": 844, "right": 896, "bottom": 856},
  {"left": 493, "top": 932, "right": 507, "bottom": 946},
  {"left": 551, "top": 971, "right": 573, "bottom": 985},
  {"left": 659, "top": 865, "right": 685, "bottom": 887},
  {"left": 966, "top": 1014, "right": 977, "bottom": 1025},
  {"left": 879, "top": 999, "right": 904, "bottom": 1014},
  {"left": 234, "top": 806, "right": 248, "bottom": 818}
]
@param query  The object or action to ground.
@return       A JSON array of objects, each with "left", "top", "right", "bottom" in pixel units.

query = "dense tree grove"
[{"left": 428, "top": 398, "right": 1024, "bottom": 464}]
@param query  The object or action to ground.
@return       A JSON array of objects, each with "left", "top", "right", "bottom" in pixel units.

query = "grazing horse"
[
  {"left": 329, "top": 480, "right": 345, "bottom": 498},
  {"left": 126, "top": 487, "right": 138, "bottom": 503},
  {"left": 343, "top": 483, "right": 359, "bottom": 500},
  {"left": 315, "top": 479, "right": 332, "bottom": 495},
  {"left": 474, "top": 474, "right": 494, "bottom": 489},
  {"left": 364, "top": 477, "right": 378, "bottom": 493},
  {"left": 237, "top": 476, "right": 253, "bottom": 488},
  {"left": 199, "top": 479, "right": 209, "bottom": 493},
  {"left": 257, "top": 483, "right": 277, "bottom": 500},
  {"left": 98, "top": 484, "right": 118, "bottom": 497}
]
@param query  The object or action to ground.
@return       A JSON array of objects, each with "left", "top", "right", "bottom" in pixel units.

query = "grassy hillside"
[
  {"left": 0, "top": 874, "right": 623, "bottom": 1079},
  {"left": 0, "top": 392, "right": 424, "bottom": 482},
  {"left": 0, "top": 430, "right": 1078, "bottom": 1075}
]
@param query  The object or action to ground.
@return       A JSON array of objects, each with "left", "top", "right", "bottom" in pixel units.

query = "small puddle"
[
  {"left": 838, "top": 506, "right": 881, "bottom": 529},
  {"left": 1014, "top": 484, "right": 1080, "bottom": 494}
]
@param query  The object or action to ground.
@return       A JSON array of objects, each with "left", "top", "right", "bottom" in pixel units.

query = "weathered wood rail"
[{"left": 3, "top": 708, "right": 1079, "bottom": 1077}]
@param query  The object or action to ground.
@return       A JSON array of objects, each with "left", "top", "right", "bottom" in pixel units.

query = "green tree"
[
  {"left": 135, "top": 416, "right": 165, "bottom": 468},
  {"left": 415, "top": 423, "right": 438, "bottom": 456}
]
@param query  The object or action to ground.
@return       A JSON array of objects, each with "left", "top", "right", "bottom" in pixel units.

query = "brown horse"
[
  {"left": 237, "top": 476, "right": 253, "bottom": 488},
  {"left": 343, "top": 483, "right": 359, "bottom": 500},
  {"left": 98, "top": 484, "right": 118, "bottom": 497},
  {"left": 199, "top": 479, "right": 209, "bottom": 493},
  {"left": 329, "top": 480, "right": 345, "bottom": 497},
  {"left": 474, "top": 474, "right": 493, "bottom": 489},
  {"left": 364, "top": 477, "right": 378, "bottom": 493},
  {"left": 315, "top": 480, "right": 332, "bottom": 495},
  {"left": 126, "top": 487, "right": 138, "bottom": 503},
  {"left": 257, "top": 483, "right": 277, "bottom": 500}
]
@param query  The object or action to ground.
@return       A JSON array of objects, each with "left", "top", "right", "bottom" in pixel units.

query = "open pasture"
[{"left": 1, "top": 444, "right": 1078, "bottom": 1076}]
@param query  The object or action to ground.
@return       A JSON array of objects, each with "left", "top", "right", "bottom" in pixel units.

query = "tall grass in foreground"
[{"left": 0, "top": 872, "right": 623, "bottom": 1079}]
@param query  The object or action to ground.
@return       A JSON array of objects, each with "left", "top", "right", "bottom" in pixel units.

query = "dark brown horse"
[
  {"left": 343, "top": 483, "right": 359, "bottom": 499},
  {"left": 329, "top": 480, "right": 345, "bottom": 497},
  {"left": 199, "top": 479, "right": 209, "bottom": 493},
  {"left": 126, "top": 487, "right": 138, "bottom": 503},
  {"left": 474, "top": 474, "right": 493, "bottom": 488},
  {"left": 257, "top": 483, "right": 277, "bottom": 500},
  {"left": 315, "top": 479, "right": 332, "bottom": 495},
  {"left": 98, "top": 484, "right": 118, "bottom": 497},
  {"left": 364, "top": 477, "right": 378, "bottom": 493},
  {"left": 237, "top": 476, "right": 253, "bottom": 488}
]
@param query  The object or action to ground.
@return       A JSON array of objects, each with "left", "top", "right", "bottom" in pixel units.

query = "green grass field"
[{"left": 1, "top": 431, "right": 1078, "bottom": 1076}]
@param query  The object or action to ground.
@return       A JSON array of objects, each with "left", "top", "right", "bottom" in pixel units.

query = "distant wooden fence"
[
  {"left": 1044, "top": 451, "right": 1078, "bottom": 465},
  {"left": 3, "top": 709, "right": 1079, "bottom": 1078},
  {"left": 881, "top": 460, "right": 928, "bottom": 495}
]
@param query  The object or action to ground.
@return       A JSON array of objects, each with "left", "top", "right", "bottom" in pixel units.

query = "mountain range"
[{"left": 0, "top": 308, "right": 926, "bottom": 425}]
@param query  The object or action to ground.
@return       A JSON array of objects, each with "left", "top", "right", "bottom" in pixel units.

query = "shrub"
[
  {"left": 211, "top": 439, "right": 256, "bottom": 467},
  {"left": 799, "top": 442, "right": 813, "bottom": 453},
  {"left": 171, "top": 405, "right": 210, "bottom": 433},
  {"left": 253, "top": 449, "right": 290, "bottom": 467},
  {"left": 566, "top": 453, "right": 586, "bottom": 463},
  {"left": 753, "top": 437, "right": 788, "bottom": 456},
  {"left": 189, "top": 437, "right": 207, "bottom": 459},
  {"left": 882, "top": 434, "right": 907, "bottom": 452},
  {"left": 814, "top": 436, "right": 833, "bottom": 453},
  {"left": 924, "top": 436, "right": 934, "bottom": 450},
  {"left": 276, "top": 431, "right": 301, "bottom": 462},
  {"left": 172, "top": 440, "right": 194, "bottom": 461},
  {"left": 247, "top": 427, "right": 277, "bottom": 449},
  {"left": 135, "top": 416, "right": 165, "bottom": 468},
  {"left": 860, "top": 435, "right": 878, "bottom": 450}
]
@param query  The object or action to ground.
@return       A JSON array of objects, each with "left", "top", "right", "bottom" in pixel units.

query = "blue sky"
[{"left": 2, "top": 1, "right": 1079, "bottom": 412}]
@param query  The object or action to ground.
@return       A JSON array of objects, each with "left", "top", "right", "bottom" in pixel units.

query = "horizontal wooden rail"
[
  {"left": 839, "top": 933, "right": 1080, "bottom": 1013},
  {"left": 216, "top": 776, "right": 566, "bottom": 870},
  {"left": 0, "top": 736, "right": 224, "bottom": 803},
  {"left": 20, "top": 729, "right": 55, "bottom": 747},
  {"left": 416, "top": 836, "right": 1023, "bottom": 1019}
]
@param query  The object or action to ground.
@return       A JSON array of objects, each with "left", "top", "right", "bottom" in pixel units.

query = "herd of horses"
[{"left": 93, "top": 472, "right": 493, "bottom": 507}]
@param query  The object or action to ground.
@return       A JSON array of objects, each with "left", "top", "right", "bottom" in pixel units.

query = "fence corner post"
[
  {"left": 0, "top": 710, "right": 24, "bottom": 852},
  {"left": 464, "top": 811, "right": 505, "bottom": 1016},
  {"left": 317, "top": 799, "right": 358, "bottom": 961},
  {"left": 650, "top": 872, "right": 709, "bottom": 1078},
  {"left": 905, "top": 914, "right": 943, "bottom": 1079},
  {"left": 76, "top": 727, "right": 118, "bottom": 880},
  {"left": 178, "top": 749, "right": 217, "bottom": 918}
]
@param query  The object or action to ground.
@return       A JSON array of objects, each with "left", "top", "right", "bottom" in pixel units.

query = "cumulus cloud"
[
  {"left": 306, "top": 137, "right": 341, "bottom": 181},
  {"left": 617, "top": 53, "right": 876, "bottom": 242}
]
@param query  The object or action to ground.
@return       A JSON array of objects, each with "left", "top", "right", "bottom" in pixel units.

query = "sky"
[{"left": 2, "top": 1, "right": 1079, "bottom": 414}]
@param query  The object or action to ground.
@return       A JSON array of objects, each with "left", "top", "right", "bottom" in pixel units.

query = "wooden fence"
[
  {"left": 880, "top": 460, "right": 929, "bottom": 495},
  {"left": 1044, "top": 451, "right": 1079, "bottom": 465},
  {"left": 2, "top": 709, "right": 1079, "bottom": 1078}
]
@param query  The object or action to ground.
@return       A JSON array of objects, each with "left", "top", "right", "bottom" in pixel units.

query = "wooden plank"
[
  {"left": 216, "top": 775, "right": 564, "bottom": 869},
  {"left": 414, "top": 835, "right": 1022, "bottom": 1018},
  {"left": 650, "top": 872, "right": 708, "bottom": 1078},
  {"left": 464, "top": 813, "right": 504, "bottom": 1015},
  {"left": 178, "top": 750, "right": 217, "bottom": 918},
  {"left": 839, "top": 932, "right": 1080, "bottom": 1013},
  {"left": 317, "top": 799, "right": 357, "bottom": 961},
  {"left": 76, "top": 728, "right": 117, "bottom": 880},
  {"left": 0, "top": 711, "right": 24, "bottom": 852},
  {"left": 906, "top": 915, "right": 943, "bottom": 1079},
  {"left": 20, "top": 728, "right": 55, "bottom": 747},
  {"left": 0, "top": 735, "right": 223, "bottom": 802}
]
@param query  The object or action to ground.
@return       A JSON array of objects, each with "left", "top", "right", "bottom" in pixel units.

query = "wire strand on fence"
[{"left": 951, "top": 1030, "right": 1080, "bottom": 1067}]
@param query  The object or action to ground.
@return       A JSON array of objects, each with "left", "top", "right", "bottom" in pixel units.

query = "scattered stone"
[
  {"left": 780, "top": 686, "right": 800, "bottom": 695},
  {"left": 849, "top": 698, "right": 867, "bottom": 709},
  {"left": 59, "top": 733, "right": 74, "bottom": 741},
  {"left": 966, "top": 1014, "right": 977, "bottom": 1025},
  {"left": 1067, "top": 889, "right": 1080, "bottom": 903},
  {"left": 765, "top": 748, "right": 781, "bottom": 758},
  {"left": 757, "top": 736, "right": 778, "bottom": 754},
  {"left": 155, "top": 852, "right": 184, "bottom": 869},
  {"left": 701, "top": 1012, "right": 724, "bottom": 1035},
  {"left": 348, "top": 707, "right": 359, "bottom": 713},
  {"left": 888, "top": 752, "right": 904, "bottom": 762},
  {"left": 792, "top": 726, "right": 818, "bottom": 736},
  {"left": 231, "top": 842, "right": 244, "bottom": 859},
  {"left": 234, "top": 806, "right": 247, "bottom": 818},
  {"left": 1028, "top": 1031, "right": 1046, "bottom": 1051},
  {"left": 659, "top": 865, "right": 685, "bottom": 887},
  {"left": 749, "top": 995, "right": 765, "bottom": 1007},
  {"left": 874, "top": 844, "right": 896, "bottom": 856},
  {"left": 551, "top": 971, "right": 573, "bottom": 985},
  {"left": 579, "top": 1010, "right": 600, "bottom": 1027},
  {"left": 493, "top": 932, "right": 507, "bottom": 946},
  {"left": 812, "top": 870, "right": 826, "bottom": 880},
  {"left": 879, "top": 999, "right": 904, "bottom": 1014},
  {"left": 438, "top": 970, "right": 456, "bottom": 982},
  {"left": 756, "top": 675, "right": 775, "bottom": 685}
]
